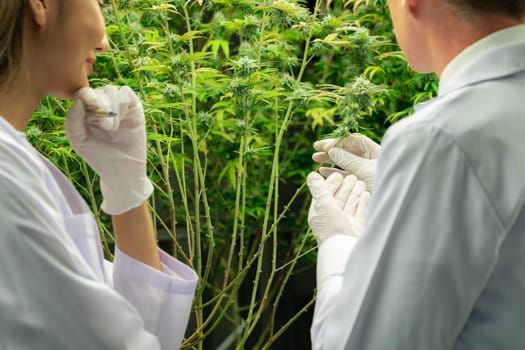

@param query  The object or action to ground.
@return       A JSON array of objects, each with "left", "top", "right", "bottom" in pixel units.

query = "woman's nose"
[{"left": 96, "top": 35, "right": 110, "bottom": 53}]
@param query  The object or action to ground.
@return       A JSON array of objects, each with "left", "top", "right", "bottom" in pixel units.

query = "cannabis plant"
[{"left": 29, "top": 0, "right": 436, "bottom": 348}]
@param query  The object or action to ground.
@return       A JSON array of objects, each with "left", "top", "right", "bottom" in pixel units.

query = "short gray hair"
[{"left": 445, "top": 0, "right": 525, "bottom": 19}]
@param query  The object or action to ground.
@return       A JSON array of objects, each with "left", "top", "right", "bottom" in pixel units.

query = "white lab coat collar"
[
  {"left": 0, "top": 115, "right": 90, "bottom": 216},
  {"left": 0, "top": 116, "right": 31, "bottom": 144},
  {"left": 439, "top": 24, "right": 525, "bottom": 96}
]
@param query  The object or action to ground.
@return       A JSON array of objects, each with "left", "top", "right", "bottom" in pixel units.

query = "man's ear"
[
  {"left": 26, "top": 0, "right": 48, "bottom": 27},
  {"left": 401, "top": 0, "right": 421, "bottom": 15}
]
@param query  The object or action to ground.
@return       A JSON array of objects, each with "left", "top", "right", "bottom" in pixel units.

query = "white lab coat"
[
  {"left": 312, "top": 24, "right": 525, "bottom": 349},
  {"left": 0, "top": 117, "right": 198, "bottom": 349}
]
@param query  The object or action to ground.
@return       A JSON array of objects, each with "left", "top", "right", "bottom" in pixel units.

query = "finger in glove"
[
  {"left": 324, "top": 172, "right": 344, "bottom": 195},
  {"left": 344, "top": 180, "right": 366, "bottom": 216},
  {"left": 328, "top": 147, "right": 371, "bottom": 173},
  {"left": 318, "top": 167, "right": 351, "bottom": 178},
  {"left": 312, "top": 151, "right": 336, "bottom": 165},
  {"left": 74, "top": 87, "right": 120, "bottom": 131},
  {"left": 319, "top": 134, "right": 380, "bottom": 156},
  {"left": 333, "top": 174, "right": 357, "bottom": 209},
  {"left": 313, "top": 138, "right": 338, "bottom": 152},
  {"left": 307, "top": 172, "right": 332, "bottom": 200},
  {"left": 354, "top": 191, "right": 371, "bottom": 229}
]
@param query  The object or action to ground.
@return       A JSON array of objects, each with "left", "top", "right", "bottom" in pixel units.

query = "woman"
[{"left": 0, "top": 0, "right": 197, "bottom": 348}]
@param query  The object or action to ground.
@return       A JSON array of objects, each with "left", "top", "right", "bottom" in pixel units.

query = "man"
[{"left": 306, "top": 0, "right": 525, "bottom": 348}]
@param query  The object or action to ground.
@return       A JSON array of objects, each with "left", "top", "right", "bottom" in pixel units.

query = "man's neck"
[{"left": 431, "top": 15, "right": 525, "bottom": 77}]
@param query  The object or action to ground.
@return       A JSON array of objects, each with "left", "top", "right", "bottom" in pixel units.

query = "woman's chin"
[{"left": 51, "top": 81, "right": 90, "bottom": 100}]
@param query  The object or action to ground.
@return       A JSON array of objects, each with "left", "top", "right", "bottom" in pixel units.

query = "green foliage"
[{"left": 29, "top": 0, "right": 437, "bottom": 348}]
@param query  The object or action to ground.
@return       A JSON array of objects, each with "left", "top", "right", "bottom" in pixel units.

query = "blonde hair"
[{"left": 0, "top": 0, "right": 26, "bottom": 90}]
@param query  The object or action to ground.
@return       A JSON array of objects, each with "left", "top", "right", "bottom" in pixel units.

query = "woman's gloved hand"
[
  {"left": 65, "top": 85, "right": 153, "bottom": 215},
  {"left": 312, "top": 134, "right": 380, "bottom": 192},
  {"left": 307, "top": 172, "right": 370, "bottom": 246}
]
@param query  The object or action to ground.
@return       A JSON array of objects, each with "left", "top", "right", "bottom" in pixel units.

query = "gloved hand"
[
  {"left": 307, "top": 172, "right": 370, "bottom": 246},
  {"left": 312, "top": 134, "right": 380, "bottom": 192},
  {"left": 65, "top": 85, "right": 153, "bottom": 215}
]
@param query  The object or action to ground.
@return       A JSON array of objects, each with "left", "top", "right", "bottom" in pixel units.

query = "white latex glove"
[
  {"left": 312, "top": 134, "right": 380, "bottom": 192},
  {"left": 65, "top": 85, "right": 153, "bottom": 215},
  {"left": 307, "top": 172, "right": 370, "bottom": 246}
]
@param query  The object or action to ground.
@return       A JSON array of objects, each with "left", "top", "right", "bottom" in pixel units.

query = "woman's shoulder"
[
  {"left": 0, "top": 118, "right": 47, "bottom": 175},
  {"left": 0, "top": 119, "right": 52, "bottom": 206}
]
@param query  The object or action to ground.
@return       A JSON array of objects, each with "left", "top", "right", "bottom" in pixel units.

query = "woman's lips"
[{"left": 86, "top": 58, "right": 95, "bottom": 75}]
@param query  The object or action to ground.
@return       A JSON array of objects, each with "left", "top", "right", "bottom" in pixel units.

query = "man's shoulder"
[
  {"left": 386, "top": 73, "right": 525, "bottom": 148},
  {"left": 383, "top": 80, "right": 525, "bottom": 226}
]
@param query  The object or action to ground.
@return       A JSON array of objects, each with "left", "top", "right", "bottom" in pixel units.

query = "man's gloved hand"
[
  {"left": 307, "top": 172, "right": 370, "bottom": 246},
  {"left": 312, "top": 134, "right": 380, "bottom": 192},
  {"left": 65, "top": 85, "right": 153, "bottom": 215}
]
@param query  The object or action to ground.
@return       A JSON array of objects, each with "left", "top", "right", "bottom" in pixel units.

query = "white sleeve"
[
  {"left": 0, "top": 177, "right": 194, "bottom": 350},
  {"left": 311, "top": 235, "right": 357, "bottom": 349},
  {"left": 112, "top": 247, "right": 197, "bottom": 349},
  {"left": 311, "top": 124, "right": 504, "bottom": 349}
]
